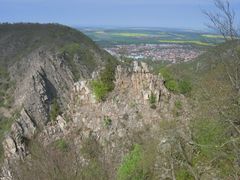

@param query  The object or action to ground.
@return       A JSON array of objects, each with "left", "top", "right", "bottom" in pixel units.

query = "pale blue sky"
[{"left": 0, "top": 0, "right": 239, "bottom": 29}]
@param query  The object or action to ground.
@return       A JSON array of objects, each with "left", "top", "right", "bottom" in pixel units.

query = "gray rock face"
[
  {"left": 1, "top": 109, "right": 36, "bottom": 180},
  {"left": 0, "top": 49, "right": 77, "bottom": 179},
  {"left": 3, "top": 109, "right": 36, "bottom": 160},
  {"left": 72, "top": 80, "right": 95, "bottom": 105},
  {"left": 34, "top": 61, "right": 189, "bottom": 179},
  {"left": 0, "top": 24, "right": 115, "bottom": 179},
  {"left": 10, "top": 50, "right": 74, "bottom": 127},
  {"left": 115, "top": 61, "right": 170, "bottom": 105},
  {"left": 1, "top": 60, "right": 190, "bottom": 180}
]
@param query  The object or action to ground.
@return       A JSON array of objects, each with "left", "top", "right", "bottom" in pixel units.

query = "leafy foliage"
[
  {"left": 117, "top": 144, "right": 148, "bottom": 180},
  {"left": 99, "top": 61, "right": 116, "bottom": 90},
  {"left": 178, "top": 80, "right": 192, "bottom": 94},
  {"left": 192, "top": 119, "right": 226, "bottom": 158},
  {"left": 91, "top": 80, "right": 110, "bottom": 101},
  {"left": 160, "top": 67, "right": 192, "bottom": 94},
  {"left": 91, "top": 61, "right": 116, "bottom": 101},
  {"left": 165, "top": 80, "right": 179, "bottom": 92},
  {"left": 159, "top": 67, "right": 173, "bottom": 81}
]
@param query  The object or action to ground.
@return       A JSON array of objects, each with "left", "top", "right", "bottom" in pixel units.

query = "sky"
[{"left": 0, "top": 0, "right": 240, "bottom": 30}]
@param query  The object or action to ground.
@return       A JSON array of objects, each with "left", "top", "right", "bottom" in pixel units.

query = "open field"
[
  {"left": 79, "top": 27, "right": 225, "bottom": 47},
  {"left": 158, "top": 40, "right": 214, "bottom": 46},
  {"left": 111, "top": 33, "right": 149, "bottom": 37},
  {"left": 201, "top": 34, "right": 224, "bottom": 38}
]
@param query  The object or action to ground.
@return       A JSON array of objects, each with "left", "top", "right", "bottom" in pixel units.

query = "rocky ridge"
[
  {"left": 38, "top": 61, "right": 189, "bottom": 179},
  {"left": 0, "top": 50, "right": 75, "bottom": 179},
  {"left": 1, "top": 60, "right": 190, "bottom": 179}
]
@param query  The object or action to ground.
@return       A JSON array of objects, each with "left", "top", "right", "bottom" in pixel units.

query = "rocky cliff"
[
  {"left": 1, "top": 60, "right": 190, "bottom": 179},
  {"left": 0, "top": 23, "right": 115, "bottom": 179},
  {"left": 0, "top": 24, "right": 190, "bottom": 180}
]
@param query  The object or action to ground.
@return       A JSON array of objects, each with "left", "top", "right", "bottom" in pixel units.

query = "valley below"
[
  {"left": 80, "top": 27, "right": 224, "bottom": 63},
  {"left": 105, "top": 44, "right": 203, "bottom": 63}
]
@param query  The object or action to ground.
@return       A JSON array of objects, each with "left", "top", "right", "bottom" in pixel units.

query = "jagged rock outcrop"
[
  {"left": 0, "top": 49, "right": 75, "bottom": 179},
  {"left": 1, "top": 109, "right": 36, "bottom": 180},
  {"left": 32, "top": 61, "right": 190, "bottom": 180},
  {"left": 0, "top": 24, "right": 115, "bottom": 179},
  {"left": 115, "top": 61, "right": 169, "bottom": 104},
  {"left": 10, "top": 50, "right": 74, "bottom": 127},
  {"left": 1, "top": 58, "right": 190, "bottom": 180},
  {"left": 71, "top": 80, "right": 96, "bottom": 105},
  {"left": 3, "top": 109, "right": 36, "bottom": 160}
]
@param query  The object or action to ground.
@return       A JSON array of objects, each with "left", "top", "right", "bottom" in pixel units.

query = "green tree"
[
  {"left": 165, "top": 80, "right": 179, "bottom": 92},
  {"left": 91, "top": 61, "right": 116, "bottom": 101}
]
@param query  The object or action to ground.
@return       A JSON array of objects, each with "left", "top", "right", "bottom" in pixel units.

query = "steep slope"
[
  {"left": 0, "top": 23, "right": 114, "bottom": 124},
  {"left": 7, "top": 61, "right": 190, "bottom": 180},
  {"left": 0, "top": 23, "right": 115, "bottom": 178},
  {"left": 168, "top": 41, "right": 240, "bottom": 117},
  {"left": 158, "top": 40, "right": 240, "bottom": 179}
]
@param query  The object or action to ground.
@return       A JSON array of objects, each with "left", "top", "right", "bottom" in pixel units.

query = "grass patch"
[
  {"left": 201, "top": 34, "right": 225, "bottom": 39},
  {"left": 192, "top": 119, "right": 226, "bottom": 159},
  {"left": 80, "top": 159, "right": 108, "bottom": 180},
  {"left": 159, "top": 67, "right": 173, "bottom": 81},
  {"left": 158, "top": 40, "right": 213, "bottom": 46},
  {"left": 117, "top": 144, "right": 145, "bottom": 180},
  {"left": 112, "top": 33, "right": 149, "bottom": 37},
  {"left": 54, "top": 139, "right": 68, "bottom": 152},
  {"left": 175, "top": 100, "right": 182, "bottom": 110},
  {"left": 117, "top": 142, "right": 157, "bottom": 180},
  {"left": 176, "top": 168, "right": 194, "bottom": 180},
  {"left": 103, "top": 116, "right": 112, "bottom": 128}
]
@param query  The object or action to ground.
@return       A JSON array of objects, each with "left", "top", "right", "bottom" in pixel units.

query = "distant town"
[{"left": 105, "top": 44, "right": 204, "bottom": 63}]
